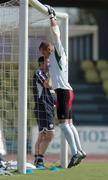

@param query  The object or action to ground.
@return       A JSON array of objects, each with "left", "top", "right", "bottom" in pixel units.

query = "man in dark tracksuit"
[{"left": 33, "top": 56, "right": 56, "bottom": 169}]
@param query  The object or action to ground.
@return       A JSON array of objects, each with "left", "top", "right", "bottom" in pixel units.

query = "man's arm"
[
  {"left": 47, "top": 6, "right": 67, "bottom": 61},
  {"left": 46, "top": 6, "right": 60, "bottom": 39}
]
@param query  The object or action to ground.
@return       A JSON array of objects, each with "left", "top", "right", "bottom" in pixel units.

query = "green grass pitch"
[{"left": 0, "top": 162, "right": 108, "bottom": 180}]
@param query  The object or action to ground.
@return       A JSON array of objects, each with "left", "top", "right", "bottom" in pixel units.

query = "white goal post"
[{"left": 18, "top": 0, "right": 69, "bottom": 173}]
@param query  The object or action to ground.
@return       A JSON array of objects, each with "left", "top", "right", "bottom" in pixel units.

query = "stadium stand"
[
  {"left": 84, "top": 70, "right": 100, "bottom": 83},
  {"left": 96, "top": 60, "right": 108, "bottom": 72},
  {"left": 96, "top": 60, "right": 108, "bottom": 96},
  {"left": 102, "top": 80, "right": 108, "bottom": 96},
  {"left": 80, "top": 60, "right": 96, "bottom": 72},
  {"left": 100, "top": 71, "right": 108, "bottom": 81},
  {"left": 69, "top": 61, "right": 108, "bottom": 126},
  {"left": 80, "top": 60, "right": 101, "bottom": 83}
]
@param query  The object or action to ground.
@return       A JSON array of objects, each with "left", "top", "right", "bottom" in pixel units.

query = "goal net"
[{"left": 0, "top": 0, "right": 68, "bottom": 173}]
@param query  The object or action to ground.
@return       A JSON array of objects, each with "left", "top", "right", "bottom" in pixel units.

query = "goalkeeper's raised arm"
[
  {"left": 46, "top": 6, "right": 65, "bottom": 59},
  {"left": 48, "top": 6, "right": 60, "bottom": 38}
]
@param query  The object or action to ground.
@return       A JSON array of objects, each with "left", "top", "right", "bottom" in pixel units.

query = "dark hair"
[
  {"left": 39, "top": 41, "right": 51, "bottom": 50},
  {"left": 38, "top": 56, "right": 44, "bottom": 66}
]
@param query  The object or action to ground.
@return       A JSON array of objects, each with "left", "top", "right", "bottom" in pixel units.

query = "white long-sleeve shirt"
[{"left": 49, "top": 24, "right": 73, "bottom": 90}]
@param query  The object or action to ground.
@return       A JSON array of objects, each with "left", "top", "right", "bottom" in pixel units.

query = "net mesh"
[
  {"left": 0, "top": 0, "right": 61, "bottom": 165},
  {"left": 0, "top": 0, "right": 19, "bottom": 158}
]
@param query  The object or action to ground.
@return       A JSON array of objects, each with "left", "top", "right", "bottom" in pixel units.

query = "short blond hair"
[{"left": 39, "top": 41, "right": 52, "bottom": 50}]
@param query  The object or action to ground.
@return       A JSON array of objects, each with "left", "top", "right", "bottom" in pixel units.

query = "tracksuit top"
[{"left": 33, "top": 69, "right": 55, "bottom": 109}]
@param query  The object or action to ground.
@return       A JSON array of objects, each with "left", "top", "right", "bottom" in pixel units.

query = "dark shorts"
[
  {"left": 34, "top": 103, "right": 55, "bottom": 132},
  {"left": 55, "top": 89, "right": 75, "bottom": 119}
]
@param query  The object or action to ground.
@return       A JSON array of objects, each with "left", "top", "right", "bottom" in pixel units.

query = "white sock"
[
  {"left": 70, "top": 123, "right": 82, "bottom": 151},
  {"left": 59, "top": 123, "right": 77, "bottom": 155}
]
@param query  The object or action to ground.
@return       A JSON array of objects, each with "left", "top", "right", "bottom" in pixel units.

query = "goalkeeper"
[
  {"left": 39, "top": 6, "right": 86, "bottom": 168},
  {"left": 33, "top": 56, "right": 56, "bottom": 169}
]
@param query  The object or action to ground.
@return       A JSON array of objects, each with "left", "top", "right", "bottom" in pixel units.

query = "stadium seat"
[
  {"left": 84, "top": 70, "right": 100, "bottom": 83},
  {"left": 80, "top": 60, "right": 95, "bottom": 72},
  {"left": 100, "top": 70, "right": 108, "bottom": 81},
  {"left": 102, "top": 80, "right": 108, "bottom": 97},
  {"left": 96, "top": 60, "right": 108, "bottom": 72}
]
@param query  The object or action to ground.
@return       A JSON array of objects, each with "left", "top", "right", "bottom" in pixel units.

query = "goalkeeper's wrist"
[
  {"left": 49, "top": 13, "right": 54, "bottom": 19},
  {"left": 49, "top": 14, "right": 56, "bottom": 20}
]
